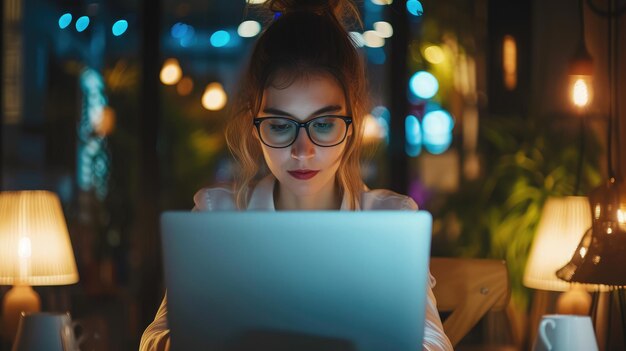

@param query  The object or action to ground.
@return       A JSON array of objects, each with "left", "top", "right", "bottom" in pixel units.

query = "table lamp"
[
  {"left": 524, "top": 196, "right": 604, "bottom": 315},
  {"left": 556, "top": 179, "right": 626, "bottom": 287},
  {"left": 0, "top": 190, "right": 79, "bottom": 341}
]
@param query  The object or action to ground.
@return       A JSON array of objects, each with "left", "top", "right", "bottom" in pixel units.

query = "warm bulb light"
[
  {"left": 502, "top": 35, "right": 517, "bottom": 90},
  {"left": 17, "top": 238, "right": 31, "bottom": 259},
  {"left": 160, "top": 59, "right": 182, "bottom": 85},
  {"left": 572, "top": 78, "right": 590, "bottom": 107},
  {"left": 94, "top": 106, "right": 116, "bottom": 137},
  {"left": 362, "top": 114, "right": 387, "bottom": 143},
  {"left": 373, "top": 21, "right": 393, "bottom": 38},
  {"left": 237, "top": 20, "right": 261, "bottom": 38},
  {"left": 424, "top": 45, "right": 445, "bottom": 64},
  {"left": 363, "top": 31, "right": 384, "bottom": 48},
  {"left": 202, "top": 83, "right": 227, "bottom": 111}
]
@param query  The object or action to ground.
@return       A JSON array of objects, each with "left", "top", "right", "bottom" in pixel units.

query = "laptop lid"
[{"left": 160, "top": 211, "right": 432, "bottom": 351}]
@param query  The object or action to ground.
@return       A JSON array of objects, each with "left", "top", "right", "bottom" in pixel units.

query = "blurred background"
[{"left": 1, "top": 0, "right": 625, "bottom": 349}]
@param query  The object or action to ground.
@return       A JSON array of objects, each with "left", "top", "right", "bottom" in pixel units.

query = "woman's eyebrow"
[{"left": 261, "top": 105, "right": 343, "bottom": 117}]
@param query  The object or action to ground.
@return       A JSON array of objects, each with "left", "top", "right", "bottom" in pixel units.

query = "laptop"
[{"left": 160, "top": 211, "right": 432, "bottom": 351}]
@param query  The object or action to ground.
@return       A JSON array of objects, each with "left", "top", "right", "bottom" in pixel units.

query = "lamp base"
[
  {"left": 1, "top": 285, "right": 41, "bottom": 341},
  {"left": 556, "top": 285, "right": 592, "bottom": 315}
]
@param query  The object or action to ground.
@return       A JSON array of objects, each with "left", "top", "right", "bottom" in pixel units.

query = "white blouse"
[{"left": 140, "top": 175, "right": 453, "bottom": 351}]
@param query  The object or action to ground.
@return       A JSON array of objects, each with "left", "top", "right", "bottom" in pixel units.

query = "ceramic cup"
[
  {"left": 532, "top": 314, "right": 598, "bottom": 351},
  {"left": 12, "top": 312, "right": 85, "bottom": 351}
]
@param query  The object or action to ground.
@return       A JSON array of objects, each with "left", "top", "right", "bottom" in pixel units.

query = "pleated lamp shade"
[
  {"left": 0, "top": 191, "right": 79, "bottom": 286},
  {"left": 523, "top": 196, "right": 601, "bottom": 292}
]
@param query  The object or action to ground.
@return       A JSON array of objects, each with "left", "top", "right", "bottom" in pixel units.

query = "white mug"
[
  {"left": 532, "top": 314, "right": 598, "bottom": 351},
  {"left": 12, "top": 312, "right": 85, "bottom": 351}
]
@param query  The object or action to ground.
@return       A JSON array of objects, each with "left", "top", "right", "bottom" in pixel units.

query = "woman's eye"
[
  {"left": 313, "top": 122, "right": 335, "bottom": 131},
  {"left": 269, "top": 123, "right": 293, "bottom": 132}
]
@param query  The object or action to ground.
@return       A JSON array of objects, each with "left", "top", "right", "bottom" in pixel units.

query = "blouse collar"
[{"left": 246, "top": 174, "right": 354, "bottom": 211}]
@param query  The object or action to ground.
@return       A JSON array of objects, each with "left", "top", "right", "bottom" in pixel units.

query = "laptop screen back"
[{"left": 160, "top": 211, "right": 432, "bottom": 351}]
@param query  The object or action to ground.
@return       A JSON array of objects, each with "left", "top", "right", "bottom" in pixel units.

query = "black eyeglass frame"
[{"left": 253, "top": 115, "right": 353, "bottom": 148}]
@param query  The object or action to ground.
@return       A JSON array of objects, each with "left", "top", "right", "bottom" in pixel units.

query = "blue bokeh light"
[
  {"left": 171, "top": 23, "right": 189, "bottom": 39},
  {"left": 58, "top": 13, "right": 72, "bottom": 29},
  {"left": 407, "top": 0, "right": 424, "bottom": 16},
  {"left": 424, "top": 136, "right": 452, "bottom": 154},
  {"left": 78, "top": 69, "right": 110, "bottom": 199},
  {"left": 422, "top": 110, "right": 453, "bottom": 135},
  {"left": 112, "top": 20, "right": 128, "bottom": 36},
  {"left": 366, "top": 47, "right": 386, "bottom": 65},
  {"left": 180, "top": 34, "right": 196, "bottom": 47},
  {"left": 210, "top": 30, "right": 231, "bottom": 47},
  {"left": 405, "top": 115, "right": 422, "bottom": 146},
  {"left": 409, "top": 71, "right": 439, "bottom": 99},
  {"left": 422, "top": 110, "right": 454, "bottom": 154},
  {"left": 371, "top": 105, "right": 391, "bottom": 124},
  {"left": 75, "top": 16, "right": 90, "bottom": 32},
  {"left": 406, "top": 143, "right": 422, "bottom": 157}
]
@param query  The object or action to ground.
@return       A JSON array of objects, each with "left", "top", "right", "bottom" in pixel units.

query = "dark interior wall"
[
  {"left": 137, "top": 0, "right": 162, "bottom": 339},
  {"left": 487, "top": 0, "right": 532, "bottom": 117},
  {"left": 530, "top": 0, "right": 584, "bottom": 117},
  {"left": 621, "top": 13, "right": 626, "bottom": 178},
  {"left": 0, "top": 0, "right": 4, "bottom": 190}
]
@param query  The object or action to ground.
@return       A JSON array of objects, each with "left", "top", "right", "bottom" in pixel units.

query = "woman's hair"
[{"left": 225, "top": 0, "right": 369, "bottom": 210}]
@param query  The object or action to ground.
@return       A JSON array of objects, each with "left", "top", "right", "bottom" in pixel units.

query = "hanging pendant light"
[{"left": 568, "top": 0, "right": 594, "bottom": 110}]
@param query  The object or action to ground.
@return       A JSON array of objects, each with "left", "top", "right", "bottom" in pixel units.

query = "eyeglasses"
[{"left": 253, "top": 115, "right": 352, "bottom": 148}]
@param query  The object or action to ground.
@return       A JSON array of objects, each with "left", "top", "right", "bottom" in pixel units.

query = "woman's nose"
[{"left": 290, "top": 129, "right": 315, "bottom": 160}]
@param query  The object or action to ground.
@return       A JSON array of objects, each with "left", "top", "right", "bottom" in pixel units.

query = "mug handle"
[
  {"left": 60, "top": 323, "right": 85, "bottom": 351},
  {"left": 539, "top": 318, "right": 556, "bottom": 351},
  {"left": 72, "top": 321, "right": 89, "bottom": 347}
]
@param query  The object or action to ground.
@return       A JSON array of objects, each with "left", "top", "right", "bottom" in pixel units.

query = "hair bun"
[
  {"left": 262, "top": 0, "right": 361, "bottom": 27},
  {"left": 267, "top": 0, "right": 341, "bottom": 16}
]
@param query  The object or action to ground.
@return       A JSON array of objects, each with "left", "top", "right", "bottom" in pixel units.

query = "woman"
[{"left": 140, "top": 0, "right": 453, "bottom": 350}]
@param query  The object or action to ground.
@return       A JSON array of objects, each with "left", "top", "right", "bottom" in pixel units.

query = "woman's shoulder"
[
  {"left": 192, "top": 183, "right": 237, "bottom": 211},
  {"left": 360, "top": 188, "right": 418, "bottom": 211}
]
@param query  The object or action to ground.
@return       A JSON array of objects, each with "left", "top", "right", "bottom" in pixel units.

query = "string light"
[
  {"left": 363, "top": 30, "right": 384, "bottom": 48},
  {"left": 407, "top": 0, "right": 424, "bottom": 16},
  {"left": 160, "top": 59, "right": 183, "bottom": 85},
  {"left": 202, "top": 83, "right": 227, "bottom": 111},
  {"left": 58, "top": 13, "right": 72, "bottom": 29},
  {"left": 373, "top": 21, "right": 393, "bottom": 38},
  {"left": 112, "top": 20, "right": 128, "bottom": 36},
  {"left": 237, "top": 20, "right": 261, "bottom": 38},
  {"left": 75, "top": 16, "right": 90, "bottom": 32},
  {"left": 424, "top": 45, "right": 445, "bottom": 64},
  {"left": 409, "top": 71, "right": 439, "bottom": 99},
  {"left": 210, "top": 30, "right": 231, "bottom": 47}
]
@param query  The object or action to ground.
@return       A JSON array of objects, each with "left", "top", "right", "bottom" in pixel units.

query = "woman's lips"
[{"left": 287, "top": 170, "right": 320, "bottom": 180}]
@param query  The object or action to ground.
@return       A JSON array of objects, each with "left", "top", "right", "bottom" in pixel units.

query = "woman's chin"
[
  {"left": 278, "top": 177, "right": 323, "bottom": 197},
  {"left": 283, "top": 183, "right": 320, "bottom": 197}
]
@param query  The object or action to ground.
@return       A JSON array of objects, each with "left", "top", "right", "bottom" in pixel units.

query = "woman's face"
[{"left": 256, "top": 72, "right": 350, "bottom": 198}]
